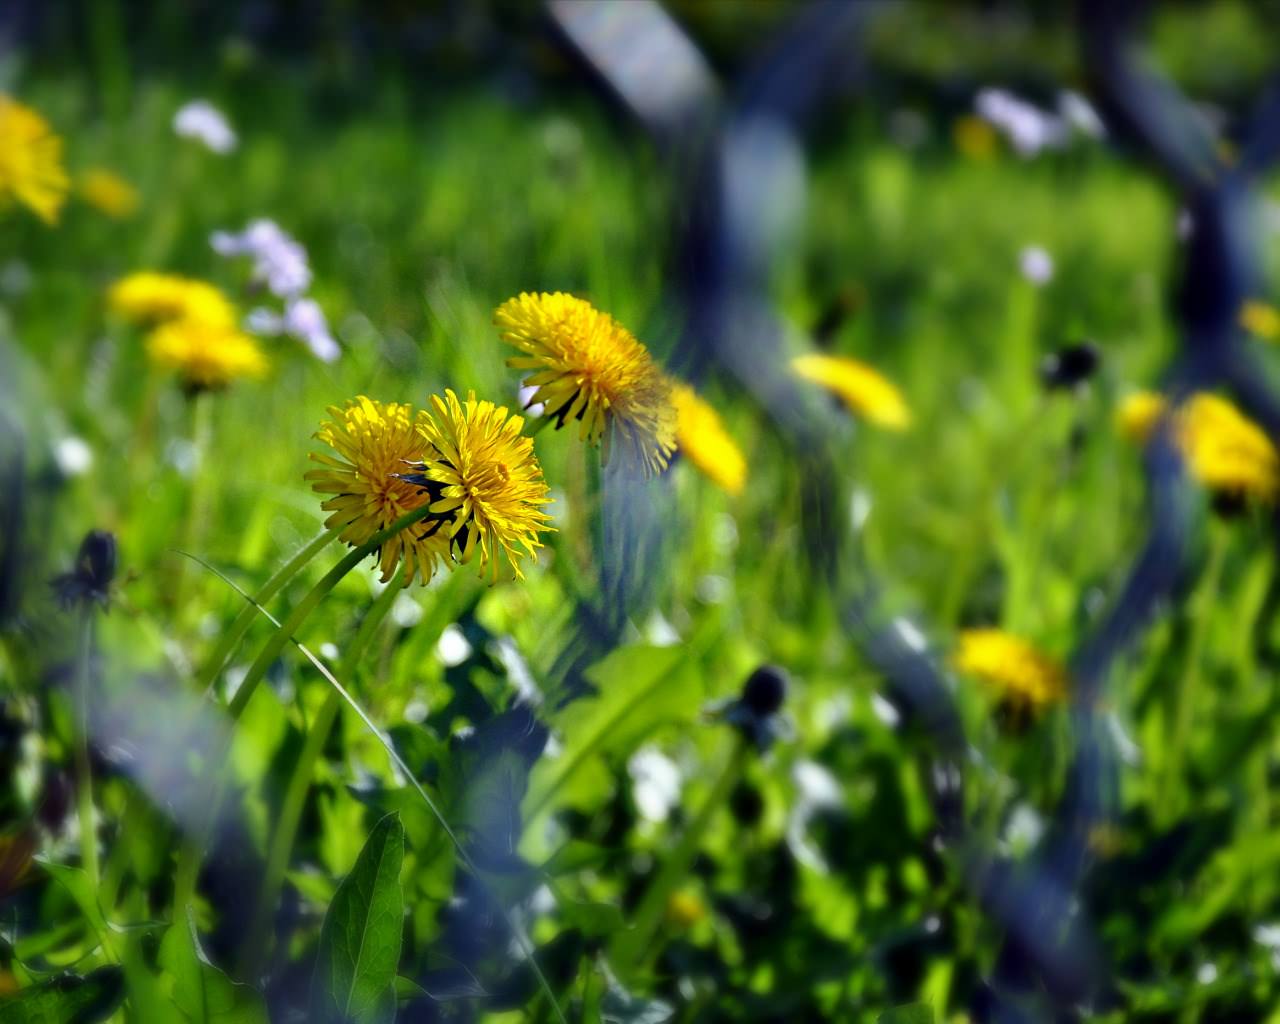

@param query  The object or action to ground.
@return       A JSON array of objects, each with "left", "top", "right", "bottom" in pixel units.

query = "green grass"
[{"left": 4, "top": 57, "right": 1280, "bottom": 1023}]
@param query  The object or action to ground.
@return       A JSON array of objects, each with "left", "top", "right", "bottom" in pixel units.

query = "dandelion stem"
[
  {"left": 609, "top": 735, "right": 748, "bottom": 978},
  {"left": 73, "top": 611, "right": 99, "bottom": 890},
  {"left": 226, "top": 503, "right": 436, "bottom": 721},
  {"left": 195, "top": 525, "right": 342, "bottom": 698},
  {"left": 238, "top": 562, "right": 404, "bottom": 974},
  {"left": 191, "top": 554, "right": 566, "bottom": 1023},
  {"left": 172, "top": 388, "right": 214, "bottom": 618}
]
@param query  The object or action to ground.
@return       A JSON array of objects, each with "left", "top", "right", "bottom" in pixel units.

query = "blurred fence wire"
[{"left": 552, "top": 0, "right": 1280, "bottom": 1018}]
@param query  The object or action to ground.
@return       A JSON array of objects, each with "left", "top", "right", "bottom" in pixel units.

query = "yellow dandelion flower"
[
  {"left": 1240, "top": 299, "right": 1280, "bottom": 343},
  {"left": 146, "top": 318, "right": 267, "bottom": 392},
  {"left": 665, "top": 889, "right": 708, "bottom": 928},
  {"left": 494, "top": 291, "right": 676, "bottom": 477},
  {"left": 1117, "top": 390, "right": 1279, "bottom": 502},
  {"left": 671, "top": 381, "right": 747, "bottom": 496},
  {"left": 78, "top": 167, "right": 139, "bottom": 219},
  {"left": 952, "top": 628, "right": 1067, "bottom": 710},
  {"left": 403, "top": 389, "right": 554, "bottom": 583},
  {"left": 791, "top": 352, "right": 911, "bottom": 430},
  {"left": 952, "top": 114, "right": 998, "bottom": 161},
  {"left": 305, "top": 397, "right": 450, "bottom": 587},
  {"left": 108, "top": 272, "right": 237, "bottom": 329},
  {"left": 0, "top": 96, "right": 69, "bottom": 225}
]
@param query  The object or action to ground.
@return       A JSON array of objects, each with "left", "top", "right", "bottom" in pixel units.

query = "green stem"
[
  {"left": 1161, "top": 524, "right": 1228, "bottom": 822},
  {"left": 227, "top": 504, "right": 436, "bottom": 721},
  {"left": 609, "top": 736, "right": 748, "bottom": 977},
  {"left": 173, "top": 389, "right": 214, "bottom": 618},
  {"left": 238, "top": 563, "right": 405, "bottom": 973},
  {"left": 174, "top": 504, "right": 436, "bottom": 918},
  {"left": 74, "top": 613, "right": 100, "bottom": 890},
  {"left": 195, "top": 526, "right": 342, "bottom": 698}
]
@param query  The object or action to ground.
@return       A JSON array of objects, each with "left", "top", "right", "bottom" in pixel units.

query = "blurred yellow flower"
[
  {"left": 791, "top": 353, "right": 911, "bottom": 430},
  {"left": 109, "top": 272, "right": 236, "bottom": 329},
  {"left": 1117, "top": 390, "right": 1278, "bottom": 503},
  {"left": 78, "top": 168, "right": 139, "bottom": 219},
  {"left": 952, "top": 115, "right": 998, "bottom": 161},
  {"left": 146, "top": 318, "right": 267, "bottom": 392},
  {"left": 305, "top": 397, "right": 450, "bottom": 587},
  {"left": 494, "top": 291, "right": 676, "bottom": 477},
  {"left": 671, "top": 382, "right": 746, "bottom": 496},
  {"left": 665, "top": 889, "right": 707, "bottom": 928},
  {"left": 405, "top": 389, "right": 554, "bottom": 583},
  {"left": 1239, "top": 299, "right": 1280, "bottom": 343},
  {"left": 952, "top": 628, "right": 1066, "bottom": 710},
  {"left": 0, "top": 95, "right": 69, "bottom": 224}
]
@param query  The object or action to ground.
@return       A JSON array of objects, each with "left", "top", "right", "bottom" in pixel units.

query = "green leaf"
[
  {"left": 523, "top": 646, "right": 702, "bottom": 832},
  {"left": 558, "top": 899, "right": 625, "bottom": 938},
  {"left": 0, "top": 967, "right": 124, "bottom": 1023},
  {"left": 35, "top": 860, "right": 111, "bottom": 950},
  {"left": 309, "top": 812, "right": 405, "bottom": 1024},
  {"left": 158, "top": 908, "right": 268, "bottom": 1023},
  {"left": 879, "top": 1005, "right": 934, "bottom": 1024}
]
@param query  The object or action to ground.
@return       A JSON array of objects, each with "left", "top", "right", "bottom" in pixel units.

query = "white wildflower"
[{"left": 174, "top": 100, "right": 237, "bottom": 154}]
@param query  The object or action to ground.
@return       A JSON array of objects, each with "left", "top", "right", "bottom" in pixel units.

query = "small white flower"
[
  {"left": 436, "top": 624, "right": 472, "bottom": 667},
  {"left": 1019, "top": 245, "right": 1054, "bottom": 285},
  {"left": 629, "top": 748, "right": 682, "bottom": 823},
  {"left": 1058, "top": 90, "right": 1105, "bottom": 139},
  {"left": 174, "top": 100, "right": 237, "bottom": 154},
  {"left": 53, "top": 436, "right": 93, "bottom": 477},
  {"left": 518, "top": 382, "right": 546, "bottom": 418},
  {"left": 976, "top": 88, "right": 1069, "bottom": 157}
]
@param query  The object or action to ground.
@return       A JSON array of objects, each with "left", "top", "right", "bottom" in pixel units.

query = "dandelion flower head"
[
  {"left": 0, "top": 95, "right": 69, "bottom": 225},
  {"left": 672, "top": 382, "right": 747, "bottom": 496},
  {"left": 403, "top": 389, "right": 554, "bottom": 583},
  {"left": 146, "top": 318, "right": 267, "bottom": 392},
  {"left": 494, "top": 292, "right": 676, "bottom": 477},
  {"left": 78, "top": 168, "right": 139, "bottom": 220},
  {"left": 306, "top": 397, "right": 450, "bottom": 586},
  {"left": 108, "top": 272, "right": 236, "bottom": 329},
  {"left": 791, "top": 352, "right": 911, "bottom": 430},
  {"left": 1240, "top": 299, "right": 1280, "bottom": 343},
  {"left": 952, "top": 628, "right": 1067, "bottom": 710},
  {"left": 1117, "top": 390, "right": 1278, "bottom": 503}
]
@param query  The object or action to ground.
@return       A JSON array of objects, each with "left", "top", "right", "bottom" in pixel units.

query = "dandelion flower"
[
  {"left": 1117, "top": 390, "right": 1279, "bottom": 503},
  {"left": 952, "top": 115, "right": 997, "bottom": 161},
  {"left": 108, "top": 272, "right": 237, "bottom": 329},
  {"left": 146, "top": 318, "right": 267, "bottom": 392},
  {"left": 791, "top": 352, "right": 911, "bottom": 429},
  {"left": 952, "top": 628, "right": 1067, "bottom": 710},
  {"left": 1240, "top": 299, "right": 1280, "bottom": 343},
  {"left": 671, "top": 382, "right": 746, "bottom": 496},
  {"left": 78, "top": 168, "right": 139, "bottom": 219},
  {"left": 305, "top": 397, "right": 450, "bottom": 587},
  {"left": 402, "top": 389, "right": 554, "bottom": 583},
  {"left": 494, "top": 291, "right": 676, "bottom": 476},
  {"left": 0, "top": 95, "right": 69, "bottom": 224}
]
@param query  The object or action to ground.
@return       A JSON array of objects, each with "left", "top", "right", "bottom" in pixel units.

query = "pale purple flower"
[
  {"left": 976, "top": 88, "right": 1069, "bottom": 157},
  {"left": 247, "top": 297, "right": 338, "bottom": 362},
  {"left": 1019, "top": 245, "right": 1054, "bottom": 285},
  {"left": 173, "top": 100, "right": 236, "bottom": 154},
  {"left": 211, "top": 219, "right": 311, "bottom": 298}
]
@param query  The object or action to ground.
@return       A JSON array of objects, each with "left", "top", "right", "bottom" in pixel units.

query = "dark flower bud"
[
  {"left": 51, "top": 530, "right": 117, "bottom": 610},
  {"left": 729, "top": 782, "right": 764, "bottom": 827},
  {"left": 741, "top": 665, "right": 788, "bottom": 717},
  {"left": 1039, "top": 342, "right": 1100, "bottom": 391}
]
